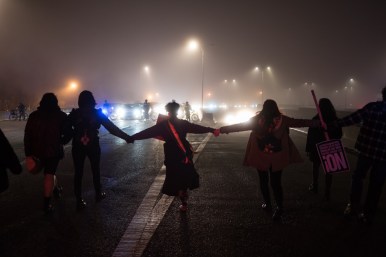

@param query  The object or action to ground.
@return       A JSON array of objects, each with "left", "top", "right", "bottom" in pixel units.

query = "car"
[{"left": 110, "top": 103, "right": 144, "bottom": 120}]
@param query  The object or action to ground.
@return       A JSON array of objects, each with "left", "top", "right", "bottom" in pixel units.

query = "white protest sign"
[{"left": 316, "top": 139, "right": 350, "bottom": 174}]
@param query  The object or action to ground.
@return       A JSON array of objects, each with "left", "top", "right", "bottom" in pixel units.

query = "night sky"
[{"left": 0, "top": 0, "right": 385, "bottom": 108}]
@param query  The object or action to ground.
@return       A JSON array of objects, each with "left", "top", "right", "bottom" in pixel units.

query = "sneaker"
[
  {"left": 358, "top": 213, "right": 372, "bottom": 225},
  {"left": 95, "top": 192, "right": 106, "bottom": 202},
  {"left": 76, "top": 199, "right": 87, "bottom": 211},
  {"left": 179, "top": 204, "right": 188, "bottom": 212},
  {"left": 261, "top": 202, "right": 271, "bottom": 210},
  {"left": 343, "top": 203, "right": 355, "bottom": 218}
]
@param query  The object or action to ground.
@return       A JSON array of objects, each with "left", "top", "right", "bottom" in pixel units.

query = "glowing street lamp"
[
  {"left": 143, "top": 65, "right": 150, "bottom": 73},
  {"left": 186, "top": 39, "right": 204, "bottom": 110}
]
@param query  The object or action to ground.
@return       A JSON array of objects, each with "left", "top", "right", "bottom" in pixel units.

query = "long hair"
[
  {"left": 258, "top": 99, "right": 281, "bottom": 131},
  {"left": 78, "top": 90, "right": 96, "bottom": 109},
  {"left": 38, "top": 93, "right": 60, "bottom": 112},
  {"left": 319, "top": 98, "right": 337, "bottom": 123}
]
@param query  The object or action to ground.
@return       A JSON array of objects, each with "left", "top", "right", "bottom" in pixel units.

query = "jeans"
[
  {"left": 72, "top": 141, "right": 101, "bottom": 200},
  {"left": 350, "top": 154, "right": 386, "bottom": 217},
  {"left": 258, "top": 169, "right": 283, "bottom": 209}
]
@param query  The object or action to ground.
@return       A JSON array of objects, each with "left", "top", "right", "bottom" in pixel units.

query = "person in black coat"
[
  {"left": 24, "top": 93, "right": 71, "bottom": 213},
  {"left": 68, "top": 90, "right": 132, "bottom": 210},
  {"left": 306, "top": 98, "right": 342, "bottom": 200},
  {"left": 0, "top": 128, "right": 22, "bottom": 193},
  {"left": 132, "top": 100, "right": 219, "bottom": 212}
]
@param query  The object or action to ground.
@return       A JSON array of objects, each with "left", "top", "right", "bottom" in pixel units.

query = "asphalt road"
[{"left": 1, "top": 119, "right": 385, "bottom": 257}]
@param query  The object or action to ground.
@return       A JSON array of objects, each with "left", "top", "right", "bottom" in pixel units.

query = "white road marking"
[{"left": 112, "top": 133, "right": 213, "bottom": 257}]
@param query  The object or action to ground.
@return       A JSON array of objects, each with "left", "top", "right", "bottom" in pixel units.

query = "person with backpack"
[
  {"left": 220, "top": 99, "right": 321, "bottom": 221},
  {"left": 68, "top": 90, "right": 132, "bottom": 210},
  {"left": 131, "top": 100, "right": 219, "bottom": 212},
  {"left": 24, "top": 93, "right": 71, "bottom": 213}
]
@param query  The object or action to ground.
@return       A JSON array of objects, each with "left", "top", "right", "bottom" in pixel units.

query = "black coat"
[
  {"left": 305, "top": 115, "right": 343, "bottom": 162},
  {"left": 0, "top": 129, "right": 22, "bottom": 193},
  {"left": 24, "top": 108, "right": 70, "bottom": 159}
]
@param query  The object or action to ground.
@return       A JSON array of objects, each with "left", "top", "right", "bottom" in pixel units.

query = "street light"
[
  {"left": 187, "top": 39, "right": 204, "bottom": 110},
  {"left": 344, "top": 78, "right": 355, "bottom": 109},
  {"left": 254, "top": 66, "right": 271, "bottom": 97}
]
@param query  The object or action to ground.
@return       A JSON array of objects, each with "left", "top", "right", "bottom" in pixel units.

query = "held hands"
[{"left": 125, "top": 135, "right": 134, "bottom": 144}]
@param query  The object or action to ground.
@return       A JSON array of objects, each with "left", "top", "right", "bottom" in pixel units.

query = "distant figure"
[
  {"left": 143, "top": 99, "right": 150, "bottom": 120},
  {"left": 17, "top": 102, "right": 26, "bottom": 121},
  {"left": 68, "top": 90, "right": 132, "bottom": 210},
  {"left": 306, "top": 98, "right": 342, "bottom": 200},
  {"left": 0, "top": 128, "right": 22, "bottom": 193},
  {"left": 24, "top": 93, "right": 71, "bottom": 213},
  {"left": 220, "top": 99, "right": 321, "bottom": 221},
  {"left": 103, "top": 100, "right": 112, "bottom": 116},
  {"left": 184, "top": 101, "right": 191, "bottom": 121},
  {"left": 131, "top": 100, "right": 219, "bottom": 212},
  {"left": 336, "top": 86, "right": 386, "bottom": 224}
]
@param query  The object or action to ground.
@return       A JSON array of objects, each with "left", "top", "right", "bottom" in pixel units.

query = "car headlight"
[
  {"left": 116, "top": 107, "right": 126, "bottom": 119},
  {"left": 133, "top": 109, "right": 141, "bottom": 118}
]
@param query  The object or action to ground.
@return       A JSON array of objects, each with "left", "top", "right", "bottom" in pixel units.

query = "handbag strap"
[{"left": 168, "top": 121, "right": 189, "bottom": 164}]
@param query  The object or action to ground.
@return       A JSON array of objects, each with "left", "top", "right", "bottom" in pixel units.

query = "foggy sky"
[{"left": 0, "top": 0, "right": 385, "bottom": 109}]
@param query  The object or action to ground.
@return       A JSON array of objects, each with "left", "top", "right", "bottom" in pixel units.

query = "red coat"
[{"left": 221, "top": 115, "right": 319, "bottom": 171}]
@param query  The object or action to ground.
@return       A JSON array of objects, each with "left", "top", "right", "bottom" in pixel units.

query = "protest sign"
[
  {"left": 311, "top": 90, "right": 350, "bottom": 174},
  {"left": 316, "top": 139, "right": 350, "bottom": 174}
]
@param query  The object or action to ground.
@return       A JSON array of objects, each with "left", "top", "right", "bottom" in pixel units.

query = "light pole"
[
  {"left": 187, "top": 39, "right": 204, "bottom": 110},
  {"left": 254, "top": 66, "right": 271, "bottom": 98}
]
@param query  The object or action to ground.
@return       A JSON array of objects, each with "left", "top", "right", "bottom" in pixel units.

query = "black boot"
[{"left": 53, "top": 185, "right": 63, "bottom": 199}]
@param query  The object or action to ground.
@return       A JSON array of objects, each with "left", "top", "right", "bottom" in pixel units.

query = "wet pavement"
[{"left": 0, "top": 119, "right": 385, "bottom": 257}]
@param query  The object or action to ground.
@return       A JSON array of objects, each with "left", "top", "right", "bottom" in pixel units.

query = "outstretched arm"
[
  {"left": 220, "top": 120, "right": 255, "bottom": 134},
  {"left": 101, "top": 116, "right": 132, "bottom": 142}
]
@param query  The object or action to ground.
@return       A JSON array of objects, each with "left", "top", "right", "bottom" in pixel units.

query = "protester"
[
  {"left": 143, "top": 99, "right": 150, "bottom": 120},
  {"left": 24, "top": 93, "right": 71, "bottom": 213},
  {"left": 17, "top": 102, "right": 26, "bottom": 121},
  {"left": 220, "top": 99, "right": 321, "bottom": 221},
  {"left": 0, "top": 128, "right": 22, "bottom": 193},
  {"left": 68, "top": 90, "right": 132, "bottom": 210},
  {"left": 184, "top": 101, "right": 191, "bottom": 121},
  {"left": 336, "top": 86, "right": 386, "bottom": 224},
  {"left": 306, "top": 98, "right": 342, "bottom": 200},
  {"left": 131, "top": 100, "right": 219, "bottom": 212}
]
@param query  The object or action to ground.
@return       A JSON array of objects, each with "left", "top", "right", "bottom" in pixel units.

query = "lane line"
[{"left": 112, "top": 133, "right": 213, "bottom": 257}]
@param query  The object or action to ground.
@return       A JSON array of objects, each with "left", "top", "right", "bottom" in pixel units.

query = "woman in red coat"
[
  {"left": 132, "top": 100, "right": 219, "bottom": 211},
  {"left": 220, "top": 99, "right": 321, "bottom": 220}
]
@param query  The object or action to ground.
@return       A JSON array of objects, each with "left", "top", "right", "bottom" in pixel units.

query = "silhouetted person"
[
  {"left": 338, "top": 86, "right": 386, "bottom": 224},
  {"left": 220, "top": 99, "right": 321, "bottom": 221},
  {"left": 131, "top": 100, "right": 219, "bottom": 212},
  {"left": 68, "top": 90, "right": 132, "bottom": 210},
  {"left": 143, "top": 99, "right": 150, "bottom": 120},
  {"left": 0, "top": 128, "right": 22, "bottom": 193},
  {"left": 17, "top": 102, "right": 26, "bottom": 121},
  {"left": 184, "top": 101, "right": 191, "bottom": 121},
  {"left": 24, "top": 93, "right": 71, "bottom": 213},
  {"left": 306, "top": 98, "right": 342, "bottom": 200}
]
